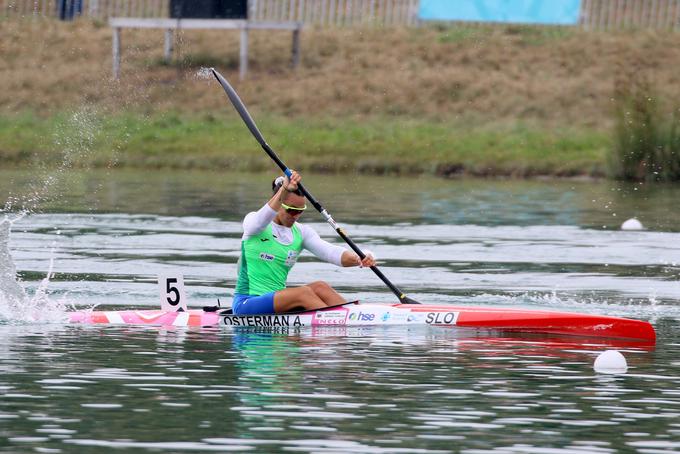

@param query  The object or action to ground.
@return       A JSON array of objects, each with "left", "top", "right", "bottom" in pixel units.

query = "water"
[{"left": 1, "top": 169, "right": 679, "bottom": 453}]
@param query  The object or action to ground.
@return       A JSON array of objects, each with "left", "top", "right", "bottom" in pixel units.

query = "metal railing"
[
  {"left": 0, "top": 0, "right": 418, "bottom": 23},
  {"left": 1, "top": 0, "right": 167, "bottom": 19},
  {"left": 249, "top": 0, "right": 420, "bottom": 26},
  {"left": 581, "top": 0, "right": 680, "bottom": 31},
  {"left": 3, "top": 0, "right": 680, "bottom": 30}
]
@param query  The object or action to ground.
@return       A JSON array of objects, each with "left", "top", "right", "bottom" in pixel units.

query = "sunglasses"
[{"left": 281, "top": 202, "right": 307, "bottom": 215}]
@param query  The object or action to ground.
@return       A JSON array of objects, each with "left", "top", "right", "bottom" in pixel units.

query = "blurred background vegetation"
[{"left": 1, "top": 18, "right": 680, "bottom": 180}]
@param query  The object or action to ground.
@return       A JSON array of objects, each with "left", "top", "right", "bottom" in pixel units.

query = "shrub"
[{"left": 610, "top": 75, "right": 680, "bottom": 181}]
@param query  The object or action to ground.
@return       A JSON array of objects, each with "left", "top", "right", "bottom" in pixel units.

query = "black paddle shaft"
[{"left": 211, "top": 68, "right": 420, "bottom": 305}]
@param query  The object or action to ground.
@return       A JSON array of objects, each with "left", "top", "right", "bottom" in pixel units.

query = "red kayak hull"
[
  {"left": 402, "top": 305, "right": 656, "bottom": 343},
  {"left": 68, "top": 303, "right": 656, "bottom": 343}
]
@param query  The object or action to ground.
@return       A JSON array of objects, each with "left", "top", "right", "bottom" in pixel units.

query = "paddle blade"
[
  {"left": 400, "top": 295, "right": 421, "bottom": 305},
  {"left": 211, "top": 68, "right": 267, "bottom": 147}
]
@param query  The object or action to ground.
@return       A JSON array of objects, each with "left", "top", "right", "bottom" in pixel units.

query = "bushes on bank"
[{"left": 611, "top": 75, "right": 680, "bottom": 182}]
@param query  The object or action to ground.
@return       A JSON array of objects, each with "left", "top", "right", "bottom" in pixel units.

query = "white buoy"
[
  {"left": 594, "top": 350, "right": 628, "bottom": 374},
  {"left": 621, "top": 218, "right": 643, "bottom": 230}
]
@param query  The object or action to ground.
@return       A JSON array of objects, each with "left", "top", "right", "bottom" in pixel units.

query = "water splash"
[
  {"left": 0, "top": 107, "right": 106, "bottom": 323},
  {"left": 466, "top": 290, "right": 680, "bottom": 321},
  {"left": 0, "top": 217, "right": 70, "bottom": 324},
  {"left": 1, "top": 107, "right": 103, "bottom": 215},
  {"left": 0, "top": 217, "right": 28, "bottom": 315},
  {"left": 195, "top": 67, "right": 214, "bottom": 80}
]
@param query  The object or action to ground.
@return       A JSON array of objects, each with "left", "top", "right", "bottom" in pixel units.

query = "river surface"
[{"left": 0, "top": 169, "right": 679, "bottom": 453}]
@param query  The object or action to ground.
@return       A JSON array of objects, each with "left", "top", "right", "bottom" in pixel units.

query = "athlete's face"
[{"left": 278, "top": 193, "right": 306, "bottom": 227}]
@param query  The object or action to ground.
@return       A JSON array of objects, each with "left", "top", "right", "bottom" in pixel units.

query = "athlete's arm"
[
  {"left": 300, "top": 225, "right": 376, "bottom": 268},
  {"left": 340, "top": 250, "right": 376, "bottom": 268},
  {"left": 242, "top": 204, "right": 277, "bottom": 238},
  {"left": 300, "top": 224, "right": 346, "bottom": 266}
]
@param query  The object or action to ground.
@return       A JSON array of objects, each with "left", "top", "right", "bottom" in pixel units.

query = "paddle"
[{"left": 211, "top": 68, "right": 420, "bottom": 305}]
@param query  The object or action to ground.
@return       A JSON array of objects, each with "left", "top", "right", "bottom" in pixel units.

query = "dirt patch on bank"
[{"left": 3, "top": 19, "right": 680, "bottom": 129}]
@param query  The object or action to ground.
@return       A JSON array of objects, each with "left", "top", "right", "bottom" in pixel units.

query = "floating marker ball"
[
  {"left": 621, "top": 218, "right": 643, "bottom": 230},
  {"left": 594, "top": 350, "right": 628, "bottom": 374}
]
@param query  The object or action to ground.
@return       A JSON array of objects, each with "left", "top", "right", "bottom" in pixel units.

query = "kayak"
[
  {"left": 68, "top": 302, "right": 656, "bottom": 343},
  {"left": 195, "top": 72, "right": 656, "bottom": 344}
]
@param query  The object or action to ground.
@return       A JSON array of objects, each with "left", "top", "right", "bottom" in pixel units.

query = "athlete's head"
[{"left": 272, "top": 176, "right": 306, "bottom": 226}]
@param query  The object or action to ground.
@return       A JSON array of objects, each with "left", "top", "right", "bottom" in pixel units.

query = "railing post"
[
  {"left": 163, "top": 28, "right": 173, "bottom": 62},
  {"left": 321, "top": 0, "right": 328, "bottom": 25},
  {"left": 239, "top": 23, "right": 249, "bottom": 80},
  {"left": 112, "top": 26, "right": 121, "bottom": 79},
  {"left": 89, "top": 0, "right": 99, "bottom": 18},
  {"left": 298, "top": 0, "right": 305, "bottom": 22},
  {"left": 329, "top": 0, "right": 336, "bottom": 25},
  {"left": 250, "top": 0, "right": 257, "bottom": 20},
  {"left": 292, "top": 24, "right": 301, "bottom": 68},
  {"left": 288, "top": 0, "right": 295, "bottom": 21}
]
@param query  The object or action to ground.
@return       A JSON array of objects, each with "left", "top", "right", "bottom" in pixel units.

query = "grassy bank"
[
  {"left": 0, "top": 111, "right": 609, "bottom": 177},
  {"left": 2, "top": 19, "right": 679, "bottom": 177}
]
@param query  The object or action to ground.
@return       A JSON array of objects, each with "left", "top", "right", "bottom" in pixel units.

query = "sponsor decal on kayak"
[
  {"left": 222, "top": 315, "right": 304, "bottom": 327},
  {"left": 383, "top": 310, "right": 409, "bottom": 324},
  {"left": 425, "top": 312, "right": 459, "bottom": 325},
  {"left": 313, "top": 309, "right": 348, "bottom": 326},
  {"left": 407, "top": 313, "right": 425, "bottom": 323},
  {"left": 348, "top": 311, "right": 376, "bottom": 322}
]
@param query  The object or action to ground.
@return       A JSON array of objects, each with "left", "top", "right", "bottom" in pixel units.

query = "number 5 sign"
[{"left": 158, "top": 274, "right": 188, "bottom": 312}]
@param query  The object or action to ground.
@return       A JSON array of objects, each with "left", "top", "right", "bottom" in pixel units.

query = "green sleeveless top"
[{"left": 235, "top": 223, "right": 304, "bottom": 295}]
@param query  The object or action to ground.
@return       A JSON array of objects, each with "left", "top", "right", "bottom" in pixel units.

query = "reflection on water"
[
  {"left": 0, "top": 324, "right": 678, "bottom": 453},
  {"left": 2, "top": 169, "right": 680, "bottom": 230},
  {"left": 0, "top": 169, "right": 679, "bottom": 452}
]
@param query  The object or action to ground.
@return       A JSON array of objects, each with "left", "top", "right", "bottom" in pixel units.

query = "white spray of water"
[
  {"left": 0, "top": 217, "right": 28, "bottom": 311},
  {"left": 0, "top": 108, "right": 104, "bottom": 323},
  {"left": 195, "top": 67, "right": 214, "bottom": 80},
  {"left": 2, "top": 107, "right": 103, "bottom": 214},
  {"left": 0, "top": 217, "right": 71, "bottom": 324}
]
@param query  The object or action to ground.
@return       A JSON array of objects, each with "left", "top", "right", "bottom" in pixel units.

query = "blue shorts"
[{"left": 232, "top": 292, "right": 276, "bottom": 315}]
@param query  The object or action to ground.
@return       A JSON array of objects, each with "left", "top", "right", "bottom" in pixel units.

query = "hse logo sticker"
[
  {"left": 425, "top": 312, "right": 459, "bottom": 325},
  {"left": 348, "top": 312, "right": 376, "bottom": 322}
]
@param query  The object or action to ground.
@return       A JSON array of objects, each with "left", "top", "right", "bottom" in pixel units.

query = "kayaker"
[{"left": 233, "top": 171, "right": 376, "bottom": 315}]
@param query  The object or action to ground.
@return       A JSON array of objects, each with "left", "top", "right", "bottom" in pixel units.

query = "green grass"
[
  {"left": 504, "top": 24, "right": 575, "bottom": 45},
  {"left": 435, "top": 25, "right": 493, "bottom": 43},
  {"left": 610, "top": 78, "right": 680, "bottom": 182},
  {"left": 0, "top": 111, "right": 610, "bottom": 177},
  {"left": 431, "top": 23, "right": 574, "bottom": 45}
]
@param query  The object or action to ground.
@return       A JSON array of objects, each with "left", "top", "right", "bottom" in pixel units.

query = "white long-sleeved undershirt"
[{"left": 242, "top": 203, "right": 347, "bottom": 267}]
